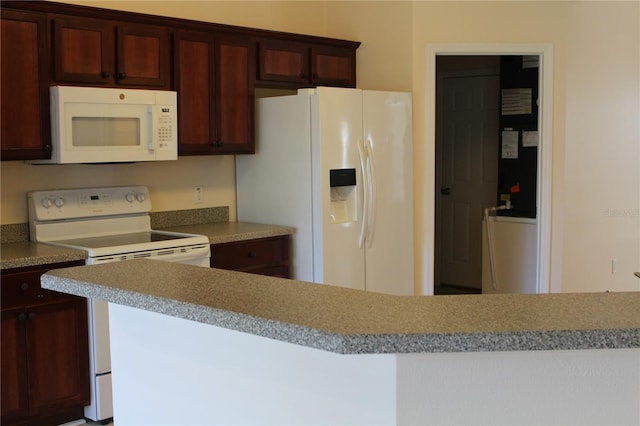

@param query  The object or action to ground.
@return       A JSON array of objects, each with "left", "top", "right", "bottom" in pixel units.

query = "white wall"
[{"left": 562, "top": 1, "right": 640, "bottom": 292}]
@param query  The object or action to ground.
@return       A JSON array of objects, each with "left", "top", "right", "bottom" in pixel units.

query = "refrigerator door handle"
[
  {"left": 357, "top": 141, "right": 368, "bottom": 249},
  {"left": 365, "top": 136, "right": 376, "bottom": 248}
]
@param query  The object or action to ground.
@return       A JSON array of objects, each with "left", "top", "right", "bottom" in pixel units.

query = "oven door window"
[{"left": 72, "top": 117, "right": 141, "bottom": 147}]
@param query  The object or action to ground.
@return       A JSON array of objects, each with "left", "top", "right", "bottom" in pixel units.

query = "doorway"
[
  {"left": 434, "top": 56, "right": 500, "bottom": 294},
  {"left": 424, "top": 44, "right": 554, "bottom": 296}
]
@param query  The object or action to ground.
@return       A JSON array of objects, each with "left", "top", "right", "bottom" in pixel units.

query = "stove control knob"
[
  {"left": 54, "top": 197, "right": 64, "bottom": 208},
  {"left": 41, "top": 198, "right": 52, "bottom": 208},
  {"left": 136, "top": 192, "right": 146, "bottom": 202},
  {"left": 126, "top": 193, "right": 135, "bottom": 203}
]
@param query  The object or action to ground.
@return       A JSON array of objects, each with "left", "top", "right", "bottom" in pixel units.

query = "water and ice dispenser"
[{"left": 329, "top": 168, "right": 357, "bottom": 223}]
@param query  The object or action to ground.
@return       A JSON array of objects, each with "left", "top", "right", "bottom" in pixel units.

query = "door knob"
[{"left": 440, "top": 187, "right": 451, "bottom": 195}]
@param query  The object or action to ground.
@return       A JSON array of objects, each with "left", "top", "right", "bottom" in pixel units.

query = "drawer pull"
[
  {"left": 17, "top": 312, "right": 27, "bottom": 322},
  {"left": 248, "top": 251, "right": 257, "bottom": 259},
  {"left": 20, "top": 282, "right": 29, "bottom": 291}
]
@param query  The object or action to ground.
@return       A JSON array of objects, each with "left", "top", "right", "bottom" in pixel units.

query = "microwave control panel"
[{"left": 156, "top": 108, "right": 174, "bottom": 148}]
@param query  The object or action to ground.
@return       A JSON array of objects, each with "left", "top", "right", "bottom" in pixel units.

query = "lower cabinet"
[
  {"left": 211, "top": 236, "right": 290, "bottom": 278},
  {"left": 1, "top": 262, "right": 90, "bottom": 426}
]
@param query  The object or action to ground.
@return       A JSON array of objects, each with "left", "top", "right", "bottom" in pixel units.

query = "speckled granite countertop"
[
  {"left": 0, "top": 242, "right": 87, "bottom": 270},
  {"left": 158, "top": 222, "right": 295, "bottom": 244},
  {"left": 41, "top": 259, "right": 640, "bottom": 354}
]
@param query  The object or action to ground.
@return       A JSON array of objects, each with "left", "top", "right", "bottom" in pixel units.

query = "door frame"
[{"left": 424, "top": 43, "right": 554, "bottom": 295}]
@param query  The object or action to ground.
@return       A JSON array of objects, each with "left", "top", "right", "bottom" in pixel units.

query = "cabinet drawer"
[
  {"left": 1, "top": 262, "right": 84, "bottom": 309},
  {"left": 211, "top": 236, "right": 289, "bottom": 273}
]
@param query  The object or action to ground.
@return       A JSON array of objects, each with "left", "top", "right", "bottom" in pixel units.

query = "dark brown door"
[
  {"left": 311, "top": 45, "right": 356, "bottom": 88},
  {"left": 116, "top": 24, "right": 170, "bottom": 88},
  {"left": 258, "top": 40, "right": 309, "bottom": 84},
  {"left": 216, "top": 35, "right": 254, "bottom": 154},
  {"left": 1, "top": 10, "right": 50, "bottom": 160},
  {"left": 51, "top": 16, "right": 114, "bottom": 85},
  {"left": 174, "top": 30, "right": 217, "bottom": 155},
  {"left": 0, "top": 307, "right": 29, "bottom": 421},
  {"left": 26, "top": 298, "right": 90, "bottom": 415}
]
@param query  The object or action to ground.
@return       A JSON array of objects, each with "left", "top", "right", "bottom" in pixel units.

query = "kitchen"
[
  {"left": 2, "top": 0, "right": 638, "bottom": 294},
  {"left": 1, "top": 1, "right": 639, "bottom": 425}
]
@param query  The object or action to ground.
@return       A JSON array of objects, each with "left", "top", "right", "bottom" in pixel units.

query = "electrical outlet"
[{"left": 194, "top": 186, "right": 203, "bottom": 204}]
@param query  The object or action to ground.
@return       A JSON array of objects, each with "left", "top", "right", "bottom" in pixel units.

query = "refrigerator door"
[
  {"left": 313, "top": 87, "right": 366, "bottom": 290},
  {"left": 236, "top": 94, "right": 315, "bottom": 281},
  {"left": 362, "top": 91, "right": 414, "bottom": 295}
]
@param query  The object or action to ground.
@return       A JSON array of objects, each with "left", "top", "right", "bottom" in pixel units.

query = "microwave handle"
[{"left": 147, "top": 106, "right": 156, "bottom": 152}]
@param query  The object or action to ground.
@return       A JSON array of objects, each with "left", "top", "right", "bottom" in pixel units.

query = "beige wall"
[{"left": 2, "top": 1, "right": 638, "bottom": 294}]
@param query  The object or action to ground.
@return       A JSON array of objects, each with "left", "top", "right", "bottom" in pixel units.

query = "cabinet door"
[
  {"left": 216, "top": 35, "right": 255, "bottom": 154},
  {"left": 116, "top": 24, "right": 170, "bottom": 88},
  {"left": 26, "top": 298, "right": 90, "bottom": 415},
  {"left": 51, "top": 16, "right": 115, "bottom": 85},
  {"left": 1, "top": 262, "right": 88, "bottom": 425},
  {"left": 1, "top": 307, "right": 29, "bottom": 421},
  {"left": 311, "top": 45, "right": 356, "bottom": 88},
  {"left": 174, "top": 30, "right": 217, "bottom": 155},
  {"left": 51, "top": 16, "right": 169, "bottom": 88},
  {"left": 258, "top": 40, "right": 309, "bottom": 85},
  {"left": 1, "top": 10, "right": 51, "bottom": 161}
]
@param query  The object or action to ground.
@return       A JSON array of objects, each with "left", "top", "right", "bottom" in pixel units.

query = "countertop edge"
[{"left": 40, "top": 273, "right": 640, "bottom": 355}]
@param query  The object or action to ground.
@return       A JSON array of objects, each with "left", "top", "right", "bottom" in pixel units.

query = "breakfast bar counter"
[{"left": 42, "top": 259, "right": 640, "bottom": 425}]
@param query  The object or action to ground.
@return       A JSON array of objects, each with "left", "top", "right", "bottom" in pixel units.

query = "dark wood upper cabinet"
[
  {"left": 311, "top": 45, "right": 356, "bottom": 87},
  {"left": 51, "top": 15, "right": 170, "bottom": 88},
  {"left": 174, "top": 30, "right": 216, "bottom": 155},
  {"left": 257, "top": 40, "right": 357, "bottom": 88},
  {"left": 174, "top": 31, "right": 254, "bottom": 155},
  {"left": 116, "top": 23, "right": 170, "bottom": 87},
  {"left": 258, "top": 40, "right": 309, "bottom": 85},
  {"left": 0, "top": 9, "right": 51, "bottom": 161},
  {"left": 216, "top": 34, "right": 254, "bottom": 154}
]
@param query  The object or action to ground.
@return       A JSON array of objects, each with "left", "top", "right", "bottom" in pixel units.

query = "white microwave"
[{"left": 32, "top": 86, "right": 178, "bottom": 164}]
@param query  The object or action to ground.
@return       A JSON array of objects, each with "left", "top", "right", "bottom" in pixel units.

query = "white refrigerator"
[{"left": 236, "top": 87, "right": 413, "bottom": 295}]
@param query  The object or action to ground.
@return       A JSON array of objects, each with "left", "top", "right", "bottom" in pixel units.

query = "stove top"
[
  {"left": 28, "top": 186, "right": 210, "bottom": 264},
  {"left": 54, "top": 231, "right": 190, "bottom": 250}
]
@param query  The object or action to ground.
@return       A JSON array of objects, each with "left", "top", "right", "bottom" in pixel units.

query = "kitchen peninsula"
[{"left": 42, "top": 260, "right": 640, "bottom": 425}]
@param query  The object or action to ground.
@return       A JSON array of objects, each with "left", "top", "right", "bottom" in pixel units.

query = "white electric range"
[{"left": 28, "top": 186, "right": 211, "bottom": 422}]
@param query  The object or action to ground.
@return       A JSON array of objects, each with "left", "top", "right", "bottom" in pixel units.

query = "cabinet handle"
[
  {"left": 17, "top": 312, "right": 27, "bottom": 322},
  {"left": 20, "top": 282, "right": 29, "bottom": 292},
  {"left": 248, "top": 251, "right": 257, "bottom": 259},
  {"left": 101, "top": 71, "right": 111, "bottom": 79},
  {"left": 43, "top": 144, "right": 52, "bottom": 152},
  {"left": 28, "top": 312, "right": 36, "bottom": 321},
  {"left": 118, "top": 72, "right": 127, "bottom": 80}
]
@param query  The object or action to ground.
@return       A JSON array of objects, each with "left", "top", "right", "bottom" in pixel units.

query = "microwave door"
[{"left": 59, "top": 103, "right": 156, "bottom": 164}]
